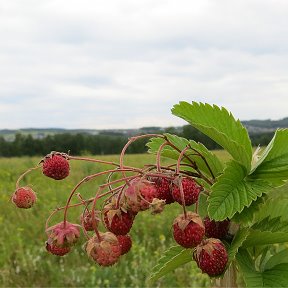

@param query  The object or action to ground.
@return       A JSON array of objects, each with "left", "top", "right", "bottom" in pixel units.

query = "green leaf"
[
  {"left": 251, "top": 129, "right": 288, "bottom": 186},
  {"left": 243, "top": 216, "right": 288, "bottom": 247},
  {"left": 232, "top": 197, "right": 264, "bottom": 225},
  {"left": 208, "top": 161, "right": 272, "bottom": 220},
  {"left": 253, "top": 197, "right": 288, "bottom": 223},
  {"left": 172, "top": 102, "right": 252, "bottom": 171},
  {"left": 147, "top": 133, "right": 224, "bottom": 177},
  {"left": 265, "top": 248, "right": 288, "bottom": 270},
  {"left": 228, "top": 228, "right": 250, "bottom": 263},
  {"left": 197, "top": 193, "right": 209, "bottom": 218},
  {"left": 237, "top": 249, "right": 288, "bottom": 287},
  {"left": 149, "top": 246, "right": 192, "bottom": 282},
  {"left": 236, "top": 249, "right": 263, "bottom": 287}
]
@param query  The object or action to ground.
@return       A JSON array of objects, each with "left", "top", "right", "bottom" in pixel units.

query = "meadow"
[{"left": 0, "top": 151, "right": 231, "bottom": 287}]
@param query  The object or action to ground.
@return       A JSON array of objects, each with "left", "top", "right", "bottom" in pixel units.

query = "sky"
[{"left": 0, "top": 0, "right": 288, "bottom": 129}]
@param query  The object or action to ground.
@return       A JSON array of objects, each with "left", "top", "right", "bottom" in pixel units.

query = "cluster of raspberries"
[{"left": 12, "top": 151, "right": 229, "bottom": 277}]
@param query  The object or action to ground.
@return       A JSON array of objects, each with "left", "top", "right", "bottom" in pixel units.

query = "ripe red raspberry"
[
  {"left": 125, "top": 178, "right": 159, "bottom": 213},
  {"left": 194, "top": 238, "right": 228, "bottom": 276},
  {"left": 104, "top": 205, "right": 134, "bottom": 235},
  {"left": 12, "top": 187, "right": 36, "bottom": 209},
  {"left": 46, "top": 221, "right": 80, "bottom": 247},
  {"left": 46, "top": 241, "right": 71, "bottom": 256},
  {"left": 117, "top": 235, "right": 132, "bottom": 255},
  {"left": 80, "top": 210, "right": 100, "bottom": 231},
  {"left": 86, "top": 232, "right": 121, "bottom": 266},
  {"left": 41, "top": 152, "right": 69, "bottom": 180},
  {"left": 173, "top": 212, "right": 205, "bottom": 248},
  {"left": 152, "top": 177, "right": 175, "bottom": 204},
  {"left": 172, "top": 177, "right": 201, "bottom": 206},
  {"left": 204, "top": 217, "right": 230, "bottom": 239}
]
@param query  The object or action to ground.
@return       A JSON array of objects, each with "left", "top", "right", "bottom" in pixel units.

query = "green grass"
[{"left": 0, "top": 152, "right": 231, "bottom": 287}]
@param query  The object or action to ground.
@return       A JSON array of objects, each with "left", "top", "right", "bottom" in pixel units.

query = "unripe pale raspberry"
[
  {"left": 125, "top": 178, "right": 159, "bottom": 213},
  {"left": 46, "top": 221, "right": 81, "bottom": 247},
  {"left": 117, "top": 235, "right": 132, "bottom": 255},
  {"left": 194, "top": 238, "right": 228, "bottom": 276},
  {"left": 173, "top": 212, "right": 205, "bottom": 248},
  {"left": 12, "top": 187, "right": 36, "bottom": 209},
  {"left": 41, "top": 152, "right": 69, "bottom": 180},
  {"left": 172, "top": 177, "right": 201, "bottom": 206},
  {"left": 86, "top": 232, "right": 121, "bottom": 266}
]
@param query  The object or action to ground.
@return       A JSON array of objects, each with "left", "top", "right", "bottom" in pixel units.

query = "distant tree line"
[{"left": 0, "top": 126, "right": 275, "bottom": 157}]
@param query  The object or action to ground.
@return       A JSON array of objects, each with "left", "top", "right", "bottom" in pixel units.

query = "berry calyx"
[
  {"left": 203, "top": 217, "right": 230, "bottom": 239},
  {"left": 46, "top": 241, "right": 71, "bottom": 256},
  {"left": 103, "top": 204, "right": 134, "bottom": 235},
  {"left": 194, "top": 238, "right": 228, "bottom": 277},
  {"left": 12, "top": 187, "right": 36, "bottom": 209},
  {"left": 41, "top": 152, "right": 70, "bottom": 180},
  {"left": 117, "top": 234, "right": 132, "bottom": 255},
  {"left": 46, "top": 221, "right": 81, "bottom": 247},
  {"left": 173, "top": 212, "right": 205, "bottom": 248},
  {"left": 172, "top": 177, "right": 201, "bottom": 206},
  {"left": 85, "top": 232, "right": 121, "bottom": 266}
]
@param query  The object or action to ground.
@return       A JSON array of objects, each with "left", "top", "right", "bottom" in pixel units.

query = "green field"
[{"left": 0, "top": 152, "right": 232, "bottom": 287}]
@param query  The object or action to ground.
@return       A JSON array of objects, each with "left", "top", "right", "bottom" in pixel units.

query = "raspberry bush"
[{"left": 11, "top": 101, "right": 288, "bottom": 287}]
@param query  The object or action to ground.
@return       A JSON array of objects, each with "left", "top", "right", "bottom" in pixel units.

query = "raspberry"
[
  {"left": 46, "top": 241, "right": 71, "bottom": 256},
  {"left": 125, "top": 178, "right": 159, "bottom": 213},
  {"left": 103, "top": 203, "right": 134, "bottom": 235},
  {"left": 80, "top": 210, "right": 100, "bottom": 231},
  {"left": 204, "top": 217, "right": 230, "bottom": 239},
  {"left": 46, "top": 221, "right": 80, "bottom": 247},
  {"left": 117, "top": 235, "right": 132, "bottom": 255},
  {"left": 172, "top": 177, "right": 201, "bottom": 206},
  {"left": 41, "top": 152, "right": 69, "bottom": 180},
  {"left": 12, "top": 187, "right": 36, "bottom": 209},
  {"left": 173, "top": 212, "right": 205, "bottom": 248},
  {"left": 86, "top": 232, "right": 121, "bottom": 266},
  {"left": 194, "top": 238, "right": 228, "bottom": 277},
  {"left": 152, "top": 177, "right": 175, "bottom": 204}
]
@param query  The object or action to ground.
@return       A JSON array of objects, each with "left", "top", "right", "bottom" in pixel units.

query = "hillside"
[{"left": 0, "top": 117, "right": 287, "bottom": 141}]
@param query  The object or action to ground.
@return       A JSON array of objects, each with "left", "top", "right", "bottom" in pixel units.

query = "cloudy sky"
[{"left": 1, "top": 0, "right": 288, "bottom": 129}]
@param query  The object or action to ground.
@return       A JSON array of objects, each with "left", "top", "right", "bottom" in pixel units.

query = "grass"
[{"left": 0, "top": 150, "right": 230, "bottom": 287}]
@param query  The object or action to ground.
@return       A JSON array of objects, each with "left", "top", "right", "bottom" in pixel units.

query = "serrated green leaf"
[
  {"left": 237, "top": 249, "right": 288, "bottom": 287},
  {"left": 147, "top": 133, "right": 223, "bottom": 178},
  {"left": 265, "top": 248, "right": 288, "bottom": 270},
  {"left": 149, "top": 246, "right": 192, "bottom": 282},
  {"left": 172, "top": 101, "right": 252, "bottom": 171},
  {"left": 236, "top": 249, "right": 263, "bottom": 287},
  {"left": 232, "top": 197, "right": 264, "bottom": 225},
  {"left": 254, "top": 197, "right": 288, "bottom": 223},
  {"left": 243, "top": 216, "right": 288, "bottom": 247},
  {"left": 208, "top": 161, "right": 272, "bottom": 220},
  {"left": 251, "top": 129, "right": 288, "bottom": 186},
  {"left": 197, "top": 192, "right": 209, "bottom": 218},
  {"left": 228, "top": 228, "right": 250, "bottom": 263},
  {"left": 243, "top": 231, "right": 288, "bottom": 247}
]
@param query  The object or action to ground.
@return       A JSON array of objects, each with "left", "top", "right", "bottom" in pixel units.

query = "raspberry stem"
[
  {"left": 62, "top": 168, "right": 140, "bottom": 227},
  {"left": 119, "top": 134, "right": 164, "bottom": 185},
  {"left": 15, "top": 166, "right": 41, "bottom": 189},
  {"left": 156, "top": 141, "right": 169, "bottom": 172}
]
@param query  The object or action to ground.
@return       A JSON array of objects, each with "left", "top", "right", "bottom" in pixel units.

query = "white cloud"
[{"left": 0, "top": 0, "right": 288, "bottom": 129}]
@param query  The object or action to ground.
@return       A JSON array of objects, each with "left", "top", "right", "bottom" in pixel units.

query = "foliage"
[{"left": 148, "top": 101, "right": 288, "bottom": 287}]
